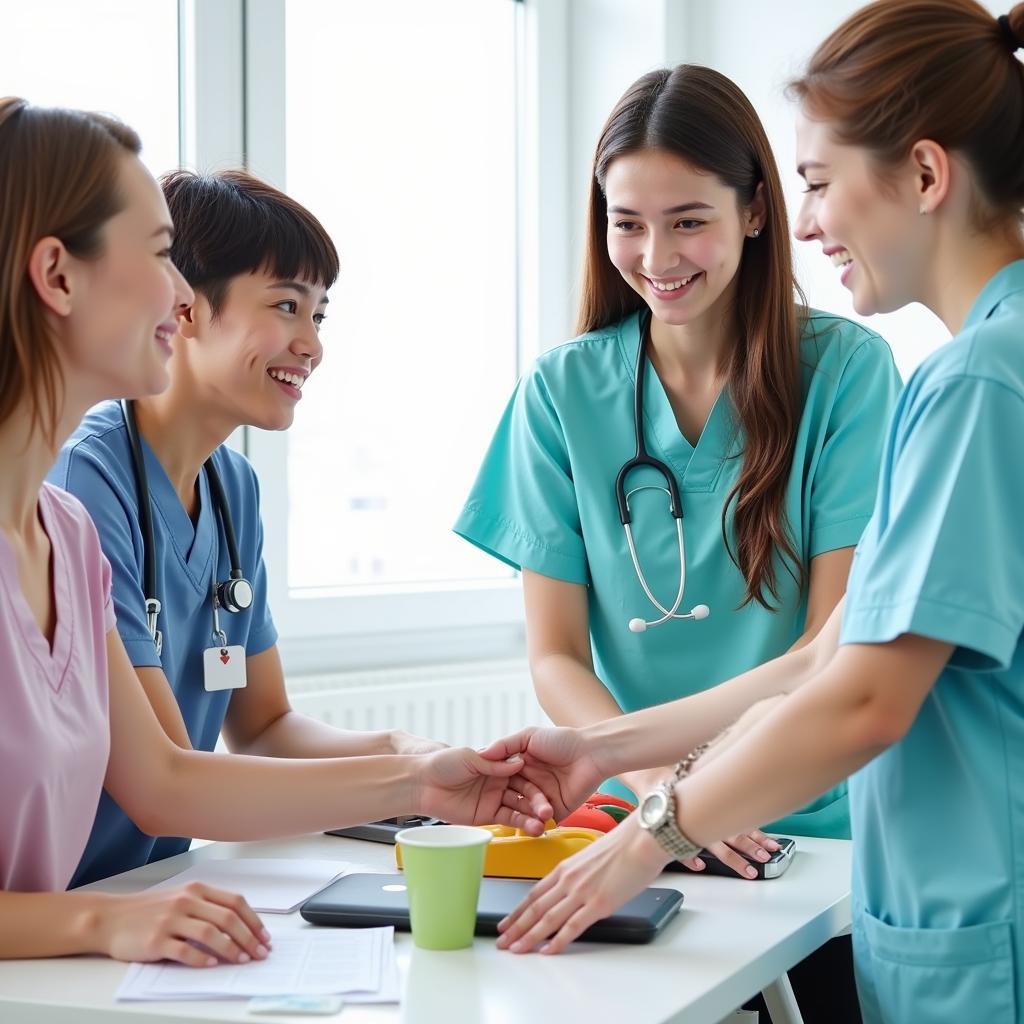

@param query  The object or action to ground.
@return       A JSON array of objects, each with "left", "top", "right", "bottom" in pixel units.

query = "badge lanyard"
[{"left": 203, "top": 579, "right": 247, "bottom": 692}]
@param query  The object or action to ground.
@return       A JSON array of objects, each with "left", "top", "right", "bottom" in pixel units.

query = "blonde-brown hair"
[
  {"left": 0, "top": 98, "right": 141, "bottom": 443},
  {"left": 789, "top": 1, "right": 1024, "bottom": 223}
]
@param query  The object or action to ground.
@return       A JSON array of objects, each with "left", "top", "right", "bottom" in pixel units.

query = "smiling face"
[
  {"left": 64, "top": 154, "right": 193, "bottom": 401},
  {"left": 174, "top": 270, "right": 328, "bottom": 431},
  {"left": 793, "top": 111, "right": 927, "bottom": 316},
  {"left": 603, "top": 148, "right": 763, "bottom": 331}
]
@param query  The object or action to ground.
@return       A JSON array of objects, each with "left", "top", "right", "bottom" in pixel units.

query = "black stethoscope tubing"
[
  {"left": 614, "top": 310, "right": 684, "bottom": 526},
  {"left": 120, "top": 400, "right": 253, "bottom": 656}
]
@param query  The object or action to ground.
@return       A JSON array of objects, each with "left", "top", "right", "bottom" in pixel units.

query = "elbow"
[
  {"left": 852, "top": 696, "right": 912, "bottom": 754},
  {"left": 118, "top": 748, "right": 186, "bottom": 838}
]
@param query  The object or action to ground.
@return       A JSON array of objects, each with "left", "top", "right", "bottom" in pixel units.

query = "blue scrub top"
[
  {"left": 455, "top": 309, "right": 901, "bottom": 838},
  {"left": 840, "top": 261, "right": 1024, "bottom": 1024},
  {"left": 47, "top": 401, "right": 277, "bottom": 886}
]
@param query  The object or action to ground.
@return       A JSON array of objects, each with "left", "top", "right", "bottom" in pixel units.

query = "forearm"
[
  {"left": 128, "top": 749, "right": 424, "bottom": 840},
  {"left": 532, "top": 652, "right": 625, "bottom": 728},
  {"left": 0, "top": 891, "right": 109, "bottom": 959},
  {"left": 675, "top": 654, "right": 891, "bottom": 847},
  {"left": 232, "top": 710, "right": 397, "bottom": 758},
  {"left": 585, "top": 641, "right": 819, "bottom": 777}
]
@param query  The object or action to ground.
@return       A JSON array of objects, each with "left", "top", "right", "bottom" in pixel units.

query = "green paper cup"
[{"left": 395, "top": 825, "right": 492, "bottom": 950}]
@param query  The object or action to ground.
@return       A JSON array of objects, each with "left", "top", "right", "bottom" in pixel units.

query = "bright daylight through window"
[{"left": 283, "top": 0, "right": 520, "bottom": 596}]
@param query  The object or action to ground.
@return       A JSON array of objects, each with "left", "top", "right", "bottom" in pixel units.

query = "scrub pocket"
[{"left": 854, "top": 909, "right": 1017, "bottom": 1024}]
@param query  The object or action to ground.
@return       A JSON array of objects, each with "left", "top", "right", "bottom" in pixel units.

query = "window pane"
[
  {"left": 284, "top": 0, "right": 518, "bottom": 592},
  {"left": 0, "top": 0, "right": 180, "bottom": 177}
]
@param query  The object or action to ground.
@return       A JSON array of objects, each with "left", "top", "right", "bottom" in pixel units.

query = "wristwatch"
[
  {"left": 637, "top": 744, "right": 708, "bottom": 861},
  {"left": 638, "top": 782, "right": 701, "bottom": 861}
]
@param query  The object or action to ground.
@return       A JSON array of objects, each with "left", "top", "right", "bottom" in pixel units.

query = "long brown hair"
[
  {"left": 577, "top": 65, "right": 805, "bottom": 609},
  {"left": 0, "top": 98, "right": 141, "bottom": 444},
  {"left": 789, "top": 0, "right": 1024, "bottom": 224}
]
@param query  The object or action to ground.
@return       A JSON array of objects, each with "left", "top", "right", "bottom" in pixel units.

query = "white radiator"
[{"left": 285, "top": 659, "right": 549, "bottom": 749}]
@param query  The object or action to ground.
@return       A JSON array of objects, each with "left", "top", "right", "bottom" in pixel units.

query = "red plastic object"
[
  {"left": 560, "top": 792, "right": 637, "bottom": 833},
  {"left": 560, "top": 806, "right": 619, "bottom": 832}
]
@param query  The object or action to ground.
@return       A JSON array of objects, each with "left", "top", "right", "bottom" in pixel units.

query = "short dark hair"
[{"left": 161, "top": 168, "right": 339, "bottom": 314}]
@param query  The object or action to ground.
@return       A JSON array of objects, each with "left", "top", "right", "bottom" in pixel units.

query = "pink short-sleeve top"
[{"left": 0, "top": 484, "right": 115, "bottom": 892}]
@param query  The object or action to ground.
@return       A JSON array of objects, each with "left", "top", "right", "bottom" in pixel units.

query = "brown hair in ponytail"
[
  {"left": 577, "top": 65, "right": 806, "bottom": 609},
  {"left": 789, "top": 0, "right": 1024, "bottom": 228}
]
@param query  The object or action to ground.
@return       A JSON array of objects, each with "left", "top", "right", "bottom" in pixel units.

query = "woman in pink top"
[{"left": 0, "top": 98, "right": 550, "bottom": 965}]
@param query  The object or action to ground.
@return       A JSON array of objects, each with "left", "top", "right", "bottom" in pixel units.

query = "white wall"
[{"left": 561, "top": 0, "right": 965, "bottom": 379}]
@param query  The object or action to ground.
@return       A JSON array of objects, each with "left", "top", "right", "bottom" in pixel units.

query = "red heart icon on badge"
[{"left": 220, "top": 650, "right": 230, "bottom": 664}]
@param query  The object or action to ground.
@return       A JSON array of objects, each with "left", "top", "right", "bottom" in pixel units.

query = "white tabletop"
[{"left": 0, "top": 833, "right": 851, "bottom": 1024}]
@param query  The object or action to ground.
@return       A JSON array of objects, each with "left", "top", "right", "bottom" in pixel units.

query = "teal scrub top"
[
  {"left": 840, "top": 261, "right": 1024, "bottom": 1024},
  {"left": 455, "top": 309, "right": 901, "bottom": 838}
]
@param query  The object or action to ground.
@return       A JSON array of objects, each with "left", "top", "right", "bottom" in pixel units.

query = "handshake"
[
  {"left": 409, "top": 695, "right": 787, "bottom": 837},
  {"left": 409, "top": 725, "right": 612, "bottom": 835}
]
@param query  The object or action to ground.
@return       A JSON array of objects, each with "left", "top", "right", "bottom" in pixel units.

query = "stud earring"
[{"left": 750, "top": 228, "right": 760, "bottom": 237}]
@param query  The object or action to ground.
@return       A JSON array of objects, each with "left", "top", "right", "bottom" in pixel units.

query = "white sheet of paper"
[
  {"left": 115, "top": 928, "right": 395, "bottom": 1002},
  {"left": 146, "top": 859, "right": 353, "bottom": 913}
]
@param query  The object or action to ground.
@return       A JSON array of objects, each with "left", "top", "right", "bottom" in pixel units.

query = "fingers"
[
  {"left": 538, "top": 901, "right": 600, "bottom": 955},
  {"left": 178, "top": 884, "right": 270, "bottom": 962},
  {"left": 465, "top": 748, "right": 523, "bottom": 777},
  {"left": 505, "top": 776, "right": 553, "bottom": 823},
  {"left": 477, "top": 728, "right": 536, "bottom": 762},
  {"left": 725, "top": 831, "right": 779, "bottom": 862},
  {"left": 492, "top": 804, "right": 547, "bottom": 835},
  {"left": 497, "top": 869, "right": 562, "bottom": 938},
  {"left": 173, "top": 913, "right": 259, "bottom": 965},
  {"left": 496, "top": 874, "right": 569, "bottom": 949},
  {"left": 161, "top": 938, "right": 220, "bottom": 968},
  {"left": 680, "top": 854, "right": 706, "bottom": 871},
  {"left": 749, "top": 829, "right": 781, "bottom": 852},
  {"left": 193, "top": 883, "right": 272, "bottom": 950},
  {"left": 703, "top": 840, "right": 760, "bottom": 879}
]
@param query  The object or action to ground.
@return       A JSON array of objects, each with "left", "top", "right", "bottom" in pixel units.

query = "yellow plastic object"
[{"left": 395, "top": 822, "right": 603, "bottom": 879}]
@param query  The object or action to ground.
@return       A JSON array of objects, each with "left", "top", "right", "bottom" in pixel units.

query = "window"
[
  {"left": 250, "top": 0, "right": 526, "bottom": 654},
  {"left": 0, "top": 0, "right": 180, "bottom": 176}
]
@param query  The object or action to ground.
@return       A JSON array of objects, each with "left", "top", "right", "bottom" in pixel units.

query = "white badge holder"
[{"left": 203, "top": 590, "right": 246, "bottom": 692}]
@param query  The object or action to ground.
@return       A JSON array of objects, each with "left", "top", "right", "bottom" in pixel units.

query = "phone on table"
[
  {"left": 668, "top": 836, "right": 796, "bottom": 879},
  {"left": 324, "top": 815, "right": 442, "bottom": 844}
]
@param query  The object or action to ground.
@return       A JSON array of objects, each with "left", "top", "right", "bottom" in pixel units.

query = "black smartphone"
[
  {"left": 667, "top": 836, "right": 796, "bottom": 879},
  {"left": 324, "top": 815, "right": 442, "bottom": 844}
]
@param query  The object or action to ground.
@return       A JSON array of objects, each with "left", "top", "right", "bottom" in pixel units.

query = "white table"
[{"left": 0, "top": 833, "right": 851, "bottom": 1024}]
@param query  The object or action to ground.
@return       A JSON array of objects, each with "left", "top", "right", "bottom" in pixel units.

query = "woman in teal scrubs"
[
  {"left": 495, "top": 5, "right": 1024, "bottom": 1022},
  {"left": 457, "top": 64, "right": 899, "bottom": 1022}
]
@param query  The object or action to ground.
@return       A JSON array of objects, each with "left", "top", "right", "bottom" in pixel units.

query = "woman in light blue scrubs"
[
  {"left": 494, "top": 5, "right": 1024, "bottom": 1022},
  {"left": 457, "top": 65, "right": 899, "bottom": 1022}
]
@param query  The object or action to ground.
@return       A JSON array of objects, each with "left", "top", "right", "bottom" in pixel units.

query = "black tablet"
[{"left": 301, "top": 873, "right": 684, "bottom": 945}]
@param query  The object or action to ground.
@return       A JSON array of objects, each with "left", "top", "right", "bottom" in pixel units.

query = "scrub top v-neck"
[{"left": 455, "top": 308, "right": 902, "bottom": 837}]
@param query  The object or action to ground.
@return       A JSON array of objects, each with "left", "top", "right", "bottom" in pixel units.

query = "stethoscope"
[
  {"left": 615, "top": 311, "right": 710, "bottom": 634},
  {"left": 121, "top": 400, "right": 254, "bottom": 657}
]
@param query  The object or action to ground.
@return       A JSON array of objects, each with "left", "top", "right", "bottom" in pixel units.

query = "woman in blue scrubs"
[
  {"left": 457, "top": 64, "right": 899, "bottom": 1022},
  {"left": 495, "top": 5, "right": 1024, "bottom": 1022}
]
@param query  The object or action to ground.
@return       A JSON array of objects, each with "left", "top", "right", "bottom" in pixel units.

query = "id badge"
[{"left": 203, "top": 644, "right": 247, "bottom": 691}]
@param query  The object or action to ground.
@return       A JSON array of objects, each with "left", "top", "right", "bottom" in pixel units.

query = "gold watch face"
[{"left": 640, "top": 790, "right": 669, "bottom": 828}]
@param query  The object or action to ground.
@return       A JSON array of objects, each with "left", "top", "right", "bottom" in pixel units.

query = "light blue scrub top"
[
  {"left": 841, "top": 262, "right": 1024, "bottom": 1024},
  {"left": 455, "top": 309, "right": 901, "bottom": 838},
  {"left": 46, "top": 401, "right": 277, "bottom": 886}
]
